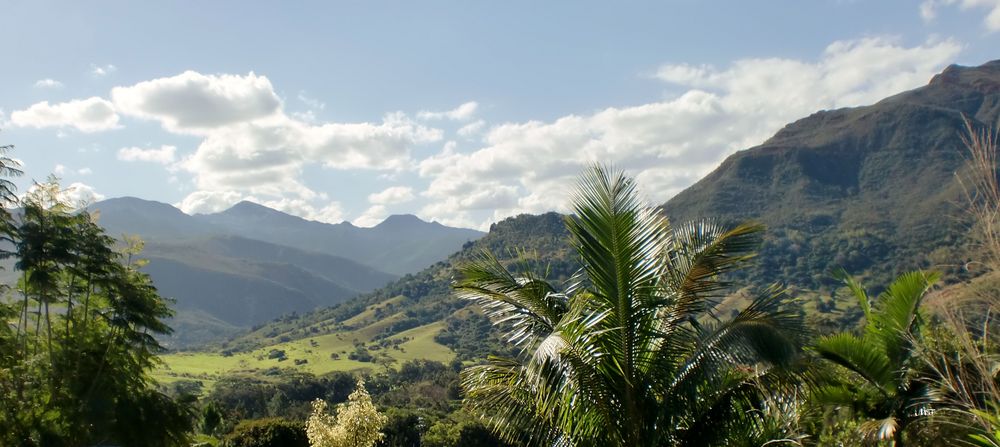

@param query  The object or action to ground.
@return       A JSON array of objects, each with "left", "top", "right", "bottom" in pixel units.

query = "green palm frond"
[
  {"left": 666, "top": 220, "right": 764, "bottom": 307},
  {"left": 832, "top": 268, "right": 871, "bottom": 322},
  {"left": 668, "top": 286, "right": 801, "bottom": 395},
  {"left": 565, "top": 165, "right": 669, "bottom": 314},
  {"left": 814, "top": 332, "right": 897, "bottom": 395},
  {"left": 869, "top": 271, "right": 939, "bottom": 366},
  {"left": 461, "top": 357, "right": 566, "bottom": 446},
  {"left": 455, "top": 250, "right": 567, "bottom": 348}
]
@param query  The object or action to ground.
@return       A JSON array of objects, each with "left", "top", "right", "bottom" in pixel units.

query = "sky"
[{"left": 1, "top": 0, "right": 999, "bottom": 230}]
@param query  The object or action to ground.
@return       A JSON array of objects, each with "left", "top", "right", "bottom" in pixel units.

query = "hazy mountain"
[
  {"left": 195, "top": 201, "right": 485, "bottom": 275},
  {"left": 85, "top": 197, "right": 481, "bottom": 347},
  {"left": 214, "top": 59, "right": 1000, "bottom": 363},
  {"left": 88, "top": 196, "right": 222, "bottom": 240}
]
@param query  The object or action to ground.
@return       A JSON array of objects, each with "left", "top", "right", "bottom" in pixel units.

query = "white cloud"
[
  {"left": 417, "top": 36, "right": 963, "bottom": 229},
  {"left": 10, "top": 97, "right": 120, "bottom": 132},
  {"left": 90, "top": 64, "right": 117, "bottom": 77},
  {"left": 63, "top": 182, "right": 105, "bottom": 207},
  {"left": 353, "top": 205, "right": 388, "bottom": 227},
  {"left": 117, "top": 145, "right": 177, "bottom": 164},
  {"left": 457, "top": 119, "right": 486, "bottom": 138},
  {"left": 51, "top": 164, "right": 92, "bottom": 177},
  {"left": 178, "top": 112, "right": 440, "bottom": 200},
  {"left": 34, "top": 79, "right": 63, "bottom": 88},
  {"left": 368, "top": 186, "right": 415, "bottom": 205},
  {"left": 111, "top": 71, "right": 282, "bottom": 133},
  {"left": 418, "top": 101, "right": 479, "bottom": 121},
  {"left": 297, "top": 91, "right": 326, "bottom": 111},
  {"left": 175, "top": 190, "right": 344, "bottom": 223},
  {"left": 920, "top": 0, "right": 1000, "bottom": 31},
  {"left": 107, "top": 70, "right": 443, "bottom": 217}
]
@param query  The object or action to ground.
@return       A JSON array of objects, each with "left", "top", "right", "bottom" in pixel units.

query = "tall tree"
[{"left": 458, "top": 166, "right": 804, "bottom": 446}]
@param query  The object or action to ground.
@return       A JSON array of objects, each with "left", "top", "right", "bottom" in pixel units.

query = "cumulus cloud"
[
  {"left": 10, "top": 97, "right": 120, "bottom": 132},
  {"left": 34, "top": 79, "right": 63, "bottom": 88},
  {"left": 117, "top": 145, "right": 177, "bottom": 164},
  {"left": 920, "top": 0, "right": 1000, "bottom": 31},
  {"left": 418, "top": 101, "right": 479, "bottom": 121},
  {"left": 353, "top": 205, "right": 388, "bottom": 227},
  {"left": 98, "top": 70, "right": 446, "bottom": 218},
  {"left": 90, "top": 64, "right": 117, "bottom": 77},
  {"left": 111, "top": 71, "right": 282, "bottom": 133},
  {"left": 178, "top": 112, "right": 440, "bottom": 199},
  {"left": 368, "top": 186, "right": 415, "bottom": 205},
  {"left": 417, "top": 36, "right": 963, "bottom": 229}
]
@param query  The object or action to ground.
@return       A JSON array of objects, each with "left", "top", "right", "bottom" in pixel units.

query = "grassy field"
[{"left": 154, "top": 297, "right": 456, "bottom": 387}]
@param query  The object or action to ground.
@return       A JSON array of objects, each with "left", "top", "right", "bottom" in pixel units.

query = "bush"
[{"left": 222, "top": 418, "right": 308, "bottom": 447}]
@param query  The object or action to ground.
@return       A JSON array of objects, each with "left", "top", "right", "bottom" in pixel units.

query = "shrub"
[{"left": 222, "top": 418, "right": 308, "bottom": 447}]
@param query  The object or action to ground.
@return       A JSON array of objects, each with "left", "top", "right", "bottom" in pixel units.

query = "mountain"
[
  {"left": 86, "top": 198, "right": 480, "bottom": 347},
  {"left": 663, "top": 60, "right": 1000, "bottom": 290},
  {"left": 157, "top": 60, "right": 1000, "bottom": 378},
  {"left": 88, "top": 196, "right": 222, "bottom": 240},
  {"left": 195, "top": 202, "right": 485, "bottom": 275}
]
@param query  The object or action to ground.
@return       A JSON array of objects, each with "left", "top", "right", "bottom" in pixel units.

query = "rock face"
[{"left": 664, "top": 60, "right": 1000, "bottom": 289}]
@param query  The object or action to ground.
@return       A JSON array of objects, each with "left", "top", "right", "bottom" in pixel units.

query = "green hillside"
[
  {"left": 158, "top": 212, "right": 574, "bottom": 378},
  {"left": 664, "top": 61, "right": 1000, "bottom": 290}
]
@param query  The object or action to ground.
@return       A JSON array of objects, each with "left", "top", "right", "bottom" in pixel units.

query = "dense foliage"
[
  {"left": 222, "top": 418, "right": 309, "bottom": 447},
  {"left": 0, "top": 171, "right": 192, "bottom": 444}
]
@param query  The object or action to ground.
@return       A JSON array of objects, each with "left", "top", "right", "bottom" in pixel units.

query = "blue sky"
[{"left": 2, "top": 0, "right": 999, "bottom": 229}]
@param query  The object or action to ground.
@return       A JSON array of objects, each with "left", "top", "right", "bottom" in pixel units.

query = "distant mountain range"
[
  {"left": 207, "top": 60, "right": 1000, "bottom": 368},
  {"left": 86, "top": 197, "right": 483, "bottom": 347}
]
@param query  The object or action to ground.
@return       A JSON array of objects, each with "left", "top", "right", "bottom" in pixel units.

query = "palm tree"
[
  {"left": 812, "top": 270, "right": 939, "bottom": 446},
  {"left": 457, "top": 166, "right": 804, "bottom": 447}
]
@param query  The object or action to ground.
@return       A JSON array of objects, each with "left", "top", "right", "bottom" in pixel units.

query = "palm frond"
[
  {"left": 814, "top": 332, "right": 896, "bottom": 395},
  {"left": 461, "top": 357, "right": 567, "bottom": 446},
  {"left": 667, "top": 286, "right": 802, "bottom": 396},
  {"left": 455, "top": 250, "right": 567, "bottom": 348},
  {"left": 870, "top": 270, "right": 939, "bottom": 366},
  {"left": 666, "top": 220, "right": 764, "bottom": 308},
  {"left": 833, "top": 268, "right": 871, "bottom": 322}
]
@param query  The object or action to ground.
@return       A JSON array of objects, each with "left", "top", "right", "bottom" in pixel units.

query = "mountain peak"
[
  {"left": 927, "top": 59, "right": 1000, "bottom": 91},
  {"left": 221, "top": 200, "right": 289, "bottom": 217},
  {"left": 378, "top": 214, "right": 425, "bottom": 226}
]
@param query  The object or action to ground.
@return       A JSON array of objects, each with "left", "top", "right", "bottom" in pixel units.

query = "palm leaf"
[
  {"left": 455, "top": 250, "right": 567, "bottom": 348},
  {"left": 814, "top": 332, "right": 896, "bottom": 395}
]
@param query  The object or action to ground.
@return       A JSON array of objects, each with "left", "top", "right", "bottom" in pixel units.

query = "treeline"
[{"left": 180, "top": 360, "right": 506, "bottom": 446}]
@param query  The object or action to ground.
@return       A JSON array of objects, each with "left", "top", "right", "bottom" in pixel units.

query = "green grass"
[{"left": 155, "top": 316, "right": 455, "bottom": 387}]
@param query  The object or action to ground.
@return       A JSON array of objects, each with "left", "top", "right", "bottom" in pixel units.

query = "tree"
[
  {"left": 812, "top": 270, "right": 939, "bottom": 446},
  {"left": 307, "top": 379, "right": 388, "bottom": 447},
  {"left": 0, "top": 173, "right": 191, "bottom": 446},
  {"left": 457, "top": 166, "right": 804, "bottom": 446}
]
